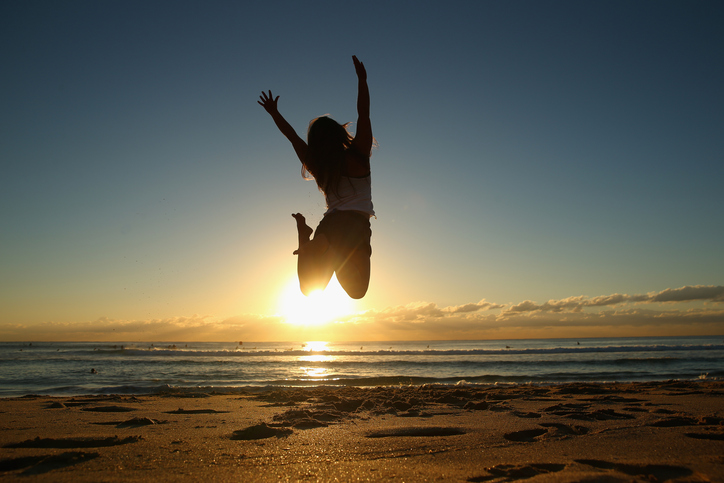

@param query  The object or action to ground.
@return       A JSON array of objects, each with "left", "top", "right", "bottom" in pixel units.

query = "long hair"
[{"left": 303, "top": 116, "right": 354, "bottom": 196}]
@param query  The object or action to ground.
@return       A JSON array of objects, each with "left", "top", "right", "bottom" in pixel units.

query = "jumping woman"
[{"left": 258, "top": 55, "right": 374, "bottom": 299}]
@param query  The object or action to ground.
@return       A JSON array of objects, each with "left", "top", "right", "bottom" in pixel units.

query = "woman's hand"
[
  {"left": 352, "top": 55, "right": 367, "bottom": 81},
  {"left": 257, "top": 89, "right": 307, "bottom": 163},
  {"left": 352, "top": 55, "right": 371, "bottom": 157},
  {"left": 258, "top": 90, "right": 280, "bottom": 114}
]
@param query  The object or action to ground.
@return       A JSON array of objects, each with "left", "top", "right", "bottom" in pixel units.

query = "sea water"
[{"left": 1, "top": 336, "right": 722, "bottom": 397}]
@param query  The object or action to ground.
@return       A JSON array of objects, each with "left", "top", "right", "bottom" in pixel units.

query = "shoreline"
[
  {"left": 1, "top": 380, "right": 723, "bottom": 481},
  {"left": 4, "top": 376, "right": 722, "bottom": 400}
]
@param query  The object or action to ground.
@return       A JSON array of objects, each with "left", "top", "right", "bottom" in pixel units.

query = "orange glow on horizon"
[{"left": 277, "top": 276, "right": 356, "bottom": 327}]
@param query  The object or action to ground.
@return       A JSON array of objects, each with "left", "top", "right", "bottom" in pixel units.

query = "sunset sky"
[{"left": 2, "top": 1, "right": 723, "bottom": 342}]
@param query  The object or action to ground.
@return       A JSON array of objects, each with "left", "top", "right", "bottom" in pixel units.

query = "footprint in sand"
[
  {"left": 290, "top": 419, "right": 328, "bottom": 429},
  {"left": 581, "top": 408, "right": 636, "bottom": 420},
  {"left": 503, "top": 428, "right": 548, "bottom": 442},
  {"left": 464, "top": 401, "right": 490, "bottom": 411},
  {"left": 81, "top": 406, "right": 137, "bottom": 413},
  {"left": 366, "top": 427, "right": 466, "bottom": 438},
  {"left": 468, "top": 463, "right": 566, "bottom": 482},
  {"left": 164, "top": 408, "right": 229, "bottom": 414},
  {"left": 540, "top": 423, "right": 589, "bottom": 436},
  {"left": 511, "top": 410, "right": 541, "bottom": 419},
  {"left": 575, "top": 458, "right": 693, "bottom": 481},
  {"left": 652, "top": 408, "right": 677, "bottom": 414},
  {"left": 685, "top": 432, "right": 724, "bottom": 441},
  {"left": 504, "top": 424, "right": 588, "bottom": 442},
  {"left": 0, "top": 452, "right": 99, "bottom": 476},
  {"left": 649, "top": 415, "right": 724, "bottom": 437},
  {"left": 117, "top": 417, "right": 166, "bottom": 427},
  {"left": 92, "top": 417, "right": 167, "bottom": 428},
  {"left": 230, "top": 423, "right": 293, "bottom": 440},
  {"left": 649, "top": 416, "right": 699, "bottom": 427},
  {"left": 543, "top": 401, "right": 636, "bottom": 420},
  {"left": 4, "top": 436, "right": 141, "bottom": 449},
  {"left": 582, "top": 395, "right": 646, "bottom": 404},
  {"left": 622, "top": 404, "right": 651, "bottom": 413},
  {"left": 272, "top": 408, "right": 345, "bottom": 429},
  {"left": 542, "top": 402, "right": 590, "bottom": 418}
]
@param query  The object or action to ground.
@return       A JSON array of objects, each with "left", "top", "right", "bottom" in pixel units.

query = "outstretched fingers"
[
  {"left": 352, "top": 55, "right": 367, "bottom": 81},
  {"left": 257, "top": 90, "right": 279, "bottom": 112}
]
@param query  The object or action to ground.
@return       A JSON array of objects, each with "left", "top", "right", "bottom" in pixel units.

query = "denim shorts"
[{"left": 315, "top": 210, "right": 372, "bottom": 258}]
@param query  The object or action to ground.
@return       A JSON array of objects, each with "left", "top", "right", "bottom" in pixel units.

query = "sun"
[{"left": 278, "top": 275, "right": 355, "bottom": 326}]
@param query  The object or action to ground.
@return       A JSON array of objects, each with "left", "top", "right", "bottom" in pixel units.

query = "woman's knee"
[
  {"left": 298, "top": 278, "right": 329, "bottom": 296},
  {"left": 345, "top": 285, "right": 368, "bottom": 299},
  {"left": 338, "top": 273, "right": 369, "bottom": 299}
]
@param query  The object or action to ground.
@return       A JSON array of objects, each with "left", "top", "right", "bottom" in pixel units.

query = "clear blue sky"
[{"left": 2, "top": 0, "right": 722, "bottom": 341}]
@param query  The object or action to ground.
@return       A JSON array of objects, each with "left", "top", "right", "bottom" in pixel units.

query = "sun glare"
[
  {"left": 278, "top": 275, "right": 355, "bottom": 327},
  {"left": 302, "top": 341, "right": 329, "bottom": 352},
  {"left": 300, "top": 341, "right": 331, "bottom": 363}
]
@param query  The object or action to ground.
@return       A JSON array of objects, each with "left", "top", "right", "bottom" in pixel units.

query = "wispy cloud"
[
  {"left": 0, "top": 314, "right": 285, "bottom": 343},
  {"left": 3, "top": 286, "right": 722, "bottom": 342},
  {"left": 500, "top": 285, "right": 724, "bottom": 316}
]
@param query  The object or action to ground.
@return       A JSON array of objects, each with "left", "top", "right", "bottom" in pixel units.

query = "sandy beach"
[{"left": 1, "top": 381, "right": 723, "bottom": 482}]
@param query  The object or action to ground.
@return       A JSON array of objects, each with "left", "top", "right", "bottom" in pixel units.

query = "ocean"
[{"left": 1, "top": 336, "right": 722, "bottom": 397}]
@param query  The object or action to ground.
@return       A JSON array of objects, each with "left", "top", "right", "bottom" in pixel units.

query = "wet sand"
[{"left": 1, "top": 381, "right": 723, "bottom": 482}]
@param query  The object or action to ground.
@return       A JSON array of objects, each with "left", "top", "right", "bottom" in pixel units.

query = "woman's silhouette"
[{"left": 258, "top": 56, "right": 374, "bottom": 299}]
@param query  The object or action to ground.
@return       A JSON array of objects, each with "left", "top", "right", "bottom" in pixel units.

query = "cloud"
[
  {"left": 343, "top": 285, "right": 724, "bottom": 340},
  {"left": 499, "top": 285, "right": 724, "bottom": 316},
  {"left": 364, "top": 299, "right": 500, "bottom": 324},
  {"left": 2, "top": 285, "right": 722, "bottom": 342},
  {"left": 443, "top": 300, "right": 504, "bottom": 314},
  {"left": 650, "top": 285, "right": 724, "bottom": 303},
  {"left": 0, "top": 314, "right": 287, "bottom": 343}
]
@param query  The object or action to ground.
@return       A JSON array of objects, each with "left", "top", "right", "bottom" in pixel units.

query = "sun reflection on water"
[
  {"left": 300, "top": 366, "right": 329, "bottom": 378},
  {"left": 299, "top": 341, "right": 333, "bottom": 378},
  {"left": 302, "top": 341, "right": 329, "bottom": 352}
]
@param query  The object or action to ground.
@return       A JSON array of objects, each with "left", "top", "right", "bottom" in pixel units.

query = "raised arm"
[
  {"left": 351, "top": 56, "right": 373, "bottom": 157},
  {"left": 258, "top": 90, "right": 307, "bottom": 164}
]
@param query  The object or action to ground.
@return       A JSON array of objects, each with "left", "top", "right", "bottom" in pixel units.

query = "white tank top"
[{"left": 324, "top": 175, "right": 375, "bottom": 217}]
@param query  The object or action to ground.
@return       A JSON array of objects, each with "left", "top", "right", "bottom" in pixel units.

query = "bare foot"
[{"left": 292, "top": 213, "right": 313, "bottom": 255}]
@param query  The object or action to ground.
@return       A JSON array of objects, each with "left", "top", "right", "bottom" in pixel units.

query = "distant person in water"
[{"left": 258, "top": 56, "right": 374, "bottom": 299}]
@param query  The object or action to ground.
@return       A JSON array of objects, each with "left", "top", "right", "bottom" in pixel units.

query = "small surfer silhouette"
[{"left": 258, "top": 56, "right": 374, "bottom": 299}]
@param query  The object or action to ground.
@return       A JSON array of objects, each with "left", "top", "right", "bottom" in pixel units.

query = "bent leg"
[
  {"left": 291, "top": 213, "right": 314, "bottom": 254},
  {"left": 292, "top": 214, "right": 334, "bottom": 295},
  {"left": 335, "top": 248, "right": 370, "bottom": 299},
  {"left": 296, "top": 242, "right": 335, "bottom": 295}
]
